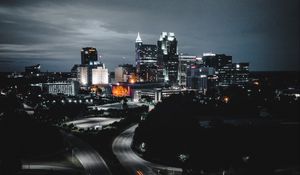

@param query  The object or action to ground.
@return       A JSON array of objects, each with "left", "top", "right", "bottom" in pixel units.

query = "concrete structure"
[
  {"left": 77, "top": 65, "right": 89, "bottom": 86},
  {"left": 92, "top": 64, "right": 109, "bottom": 85},
  {"left": 114, "top": 64, "right": 135, "bottom": 83},
  {"left": 115, "top": 67, "right": 126, "bottom": 83},
  {"left": 73, "top": 47, "right": 109, "bottom": 87},
  {"left": 44, "top": 81, "right": 79, "bottom": 96}
]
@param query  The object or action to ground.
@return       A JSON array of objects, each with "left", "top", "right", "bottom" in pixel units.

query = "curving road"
[
  {"left": 112, "top": 125, "right": 182, "bottom": 175},
  {"left": 63, "top": 131, "right": 112, "bottom": 175}
]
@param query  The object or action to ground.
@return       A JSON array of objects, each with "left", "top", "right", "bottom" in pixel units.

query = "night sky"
[{"left": 0, "top": 0, "right": 299, "bottom": 72}]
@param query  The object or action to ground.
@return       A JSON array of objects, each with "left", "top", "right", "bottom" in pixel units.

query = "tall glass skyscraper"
[
  {"left": 135, "top": 33, "right": 158, "bottom": 82},
  {"left": 157, "top": 32, "right": 179, "bottom": 85}
]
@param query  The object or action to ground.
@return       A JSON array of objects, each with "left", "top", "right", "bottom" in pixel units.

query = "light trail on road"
[
  {"left": 112, "top": 124, "right": 182, "bottom": 175},
  {"left": 63, "top": 131, "right": 112, "bottom": 175}
]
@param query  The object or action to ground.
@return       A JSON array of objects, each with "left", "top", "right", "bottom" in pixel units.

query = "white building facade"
[
  {"left": 45, "top": 81, "right": 79, "bottom": 96},
  {"left": 92, "top": 65, "right": 109, "bottom": 84}
]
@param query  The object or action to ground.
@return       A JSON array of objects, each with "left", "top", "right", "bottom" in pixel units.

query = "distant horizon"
[
  {"left": 0, "top": 0, "right": 299, "bottom": 72},
  {"left": 1, "top": 66, "right": 300, "bottom": 73}
]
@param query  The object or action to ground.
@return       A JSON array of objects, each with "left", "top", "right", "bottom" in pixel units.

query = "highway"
[
  {"left": 22, "top": 163, "right": 82, "bottom": 174},
  {"left": 21, "top": 117, "right": 115, "bottom": 175},
  {"left": 63, "top": 131, "right": 112, "bottom": 175},
  {"left": 112, "top": 125, "right": 182, "bottom": 175},
  {"left": 89, "top": 101, "right": 146, "bottom": 111},
  {"left": 66, "top": 117, "right": 122, "bottom": 129}
]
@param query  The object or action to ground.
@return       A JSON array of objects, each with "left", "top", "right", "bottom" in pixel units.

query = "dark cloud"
[{"left": 0, "top": 0, "right": 299, "bottom": 72}]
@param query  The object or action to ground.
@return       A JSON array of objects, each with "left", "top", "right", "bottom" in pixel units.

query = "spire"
[{"left": 136, "top": 32, "right": 142, "bottom": 43}]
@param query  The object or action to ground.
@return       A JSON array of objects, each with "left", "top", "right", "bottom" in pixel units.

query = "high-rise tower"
[
  {"left": 135, "top": 32, "right": 143, "bottom": 68},
  {"left": 81, "top": 47, "right": 98, "bottom": 65},
  {"left": 157, "top": 32, "right": 179, "bottom": 85},
  {"left": 135, "top": 33, "right": 158, "bottom": 82},
  {"left": 77, "top": 47, "right": 108, "bottom": 86}
]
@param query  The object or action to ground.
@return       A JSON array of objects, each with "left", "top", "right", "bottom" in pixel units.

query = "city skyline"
[
  {"left": 0, "top": 0, "right": 299, "bottom": 72},
  {"left": 0, "top": 1, "right": 299, "bottom": 173}
]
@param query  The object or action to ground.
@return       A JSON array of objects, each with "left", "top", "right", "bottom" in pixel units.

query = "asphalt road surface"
[
  {"left": 112, "top": 125, "right": 182, "bottom": 175},
  {"left": 66, "top": 117, "right": 122, "bottom": 129},
  {"left": 22, "top": 163, "right": 82, "bottom": 174},
  {"left": 89, "top": 101, "right": 146, "bottom": 110},
  {"left": 63, "top": 131, "right": 112, "bottom": 175}
]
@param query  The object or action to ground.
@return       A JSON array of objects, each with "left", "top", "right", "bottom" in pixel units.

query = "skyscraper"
[
  {"left": 202, "top": 52, "right": 249, "bottom": 86},
  {"left": 75, "top": 47, "right": 109, "bottom": 86},
  {"left": 178, "top": 54, "right": 200, "bottom": 87},
  {"left": 202, "top": 53, "right": 232, "bottom": 69},
  {"left": 81, "top": 47, "right": 98, "bottom": 65},
  {"left": 187, "top": 66, "right": 216, "bottom": 93},
  {"left": 218, "top": 63, "right": 249, "bottom": 86},
  {"left": 135, "top": 33, "right": 158, "bottom": 82},
  {"left": 157, "top": 32, "right": 179, "bottom": 85}
]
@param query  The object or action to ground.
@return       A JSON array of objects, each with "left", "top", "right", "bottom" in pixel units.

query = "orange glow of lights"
[
  {"left": 128, "top": 73, "right": 138, "bottom": 84},
  {"left": 90, "top": 86, "right": 97, "bottom": 93},
  {"left": 112, "top": 85, "right": 130, "bottom": 97},
  {"left": 223, "top": 96, "right": 230, "bottom": 103},
  {"left": 129, "top": 78, "right": 136, "bottom": 84}
]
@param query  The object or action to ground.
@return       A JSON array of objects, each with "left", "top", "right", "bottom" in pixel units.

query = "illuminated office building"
[
  {"left": 135, "top": 33, "right": 158, "bottom": 82},
  {"left": 202, "top": 52, "right": 249, "bottom": 86},
  {"left": 76, "top": 62, "right": 108, "bottom": 86},
  {"left": 77, "top": 65, "right": 89, "bottom": 86},
  {"left": 157, "top": 32, "right": 179, "bottom": 85},
  {"left": 233, "top": 63, "right": 249, "bottom": 85},
  {"left": 178, "top": 54, "right": 202, "bottom": 87},
  {"left": 187, "top": 66, "right": 216, "bottom": 92},
  {"left": 202, "top": 53, "right": 232, "bottom": 69},
  {"left": 218, "top": 63, "right": 249, "bottom": 86},
  {"left": 44, "top": 80, "right": 79, "bottom": 96},
  {"left": 75, "top": 47, "right": 109, "bottom": 86},
  {"left": 81, "top": 47, "right": 98, "bottom": 65},
  {"left": 202, "top": 53, "right": 232, "bottom": 86},
  {"left": 91, "top": 64, "right": 109, "bottom": 85}
]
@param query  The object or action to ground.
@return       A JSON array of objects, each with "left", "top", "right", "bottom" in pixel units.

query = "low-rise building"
[{"left": 43, "top": 80, "right": 79, "bottom": 96}]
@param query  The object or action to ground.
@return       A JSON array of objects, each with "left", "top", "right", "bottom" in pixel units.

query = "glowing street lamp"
[
  {"left": 223, "top": 96, "right": 230, "bottom": 103},
  {"left": 129, "top": 78, "right": 136, "bottom": 84}
]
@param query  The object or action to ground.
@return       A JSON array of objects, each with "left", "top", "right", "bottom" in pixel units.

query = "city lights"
[
  {"left": 112, "top": 85, "right": 130, "bottom": 97},
  {"left": 223, "top": 96, "right": 230, "bottom": 103},
  {"left": 0, "top": 1, "right": 298, "bottom": 174}
]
